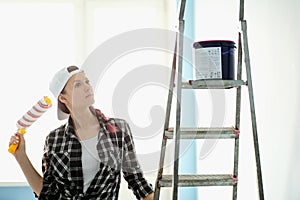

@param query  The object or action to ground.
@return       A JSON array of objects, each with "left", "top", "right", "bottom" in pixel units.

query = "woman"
[{"left": 10, "top": 66, "right": 154, "bottom": 200}]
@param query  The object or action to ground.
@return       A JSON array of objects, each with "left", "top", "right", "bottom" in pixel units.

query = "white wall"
[
  {"left": 0, "top": 1, "right": 76, "bottom": 183},
  {"left": 194, "top": 0, "right": 300, "bottom": 199},
  {"left": 247, "top": 0, "right": 300, "bottom": 199}
]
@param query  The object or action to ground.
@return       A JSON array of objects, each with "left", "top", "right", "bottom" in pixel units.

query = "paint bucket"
[{"left": 193, "top": 40, "right": 236, "bottom": 80}]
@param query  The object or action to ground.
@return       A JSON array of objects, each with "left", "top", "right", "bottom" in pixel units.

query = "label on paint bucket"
[{"left": 194, "top": 47, "right": 222, "bottom": 79}]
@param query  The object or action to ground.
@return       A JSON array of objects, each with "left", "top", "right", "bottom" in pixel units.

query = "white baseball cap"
[{"left": 49, "top": 66, "right": 83, "bottom": 120}]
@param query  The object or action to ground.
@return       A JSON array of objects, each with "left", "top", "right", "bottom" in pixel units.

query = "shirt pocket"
[
  {"left": 97, "top": 144, "right": 121, "bottom": 171},
  {"left": 49, "top": 151, "right": 71, "bottom": 185}
]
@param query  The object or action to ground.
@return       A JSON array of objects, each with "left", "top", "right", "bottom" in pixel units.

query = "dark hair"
[
  {"left": 58, "top": 65, "right": 79, "bottom": 114},
  {"left": 67, "top": 65, "right": 79, "bottom": 73}
]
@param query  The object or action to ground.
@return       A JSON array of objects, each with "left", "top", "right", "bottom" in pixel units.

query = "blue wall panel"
[{"left": 0, "top": 186, "right": 35, "bottom": 200}]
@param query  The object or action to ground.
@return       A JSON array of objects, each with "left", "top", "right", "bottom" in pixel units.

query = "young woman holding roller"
[{"left": 9, "top": 66, "right": 154, "bottom": 200}]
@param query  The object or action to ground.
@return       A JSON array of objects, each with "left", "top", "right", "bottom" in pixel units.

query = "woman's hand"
[
  {"left": 9, "top": 132, "right": 43, "bottom": 196},
  {"left": 9, "top": 132, "right": 26, "bottom": 160},
  {"left": 143, "top": 192, "right": 154, "bottom": 200}
]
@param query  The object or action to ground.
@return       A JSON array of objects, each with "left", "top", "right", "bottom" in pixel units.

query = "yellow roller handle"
[
  {"left": 43, "top": 96, "right": 52, "bottom": 106},
  {"left": 8, "top": 128, "right": 26, "bottom": 154}
]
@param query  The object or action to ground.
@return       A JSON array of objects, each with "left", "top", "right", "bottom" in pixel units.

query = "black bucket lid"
[{"left": 193, "top": 40, "right": 236, "bottom": 49}]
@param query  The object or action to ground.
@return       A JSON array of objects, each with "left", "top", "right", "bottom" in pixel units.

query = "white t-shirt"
[{"left": 80, "top": 135, "right": 100, "bottom": 193}]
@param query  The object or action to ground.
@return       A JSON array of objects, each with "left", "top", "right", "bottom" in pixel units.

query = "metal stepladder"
[{"left": 153, "top": 0, "right": 265, "bottom": 199}]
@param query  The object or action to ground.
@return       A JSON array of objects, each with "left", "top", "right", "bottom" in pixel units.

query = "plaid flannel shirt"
[{"left": 38, "top": 108, "right": 153, "bottom": 200}]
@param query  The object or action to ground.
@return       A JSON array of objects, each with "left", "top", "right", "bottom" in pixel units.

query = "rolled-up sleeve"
[{"left": 121, "top": 121, "right": 153, "bottom": 199}]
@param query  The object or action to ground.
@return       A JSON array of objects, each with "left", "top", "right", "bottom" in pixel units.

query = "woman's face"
[{"left": 59, "top": 72, "right": 95, "bottom": 112}]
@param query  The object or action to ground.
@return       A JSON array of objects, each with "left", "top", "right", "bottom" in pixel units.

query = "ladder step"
[
  {"left": 159, "top": 174, "right": 237, "bottom": 187},
  {"left": 165, "top": 127, "right": 239, "bottom": 139},
  {"left": 182, "top": 80, "right": 246, "bottom": 89}
]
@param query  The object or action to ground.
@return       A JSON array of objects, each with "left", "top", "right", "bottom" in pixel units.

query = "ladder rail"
[
  {"left": 164, "top": 36, "right": 178, "bottom": 131},
  {"left": 173, "top": 1, "right": 187, "bottom": 199},
  {"left": 239, "top": 0, "right": 245, "bottom": 21},
  {"left": 232, "top": 32, "right": 243, "bottom": 200},
  {"left": 178, "top": 0, "right": 187, "bottom": 21},
  {"left": 173, "top": 20, "right": 185, "bottom": 200},
  {"left": 154, "top": 36, "right": 178, "bottom": 200},
  {"left": 241, "top": 20, "right": 265, "bottom": 200}
]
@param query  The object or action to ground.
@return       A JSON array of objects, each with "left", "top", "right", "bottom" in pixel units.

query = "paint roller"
[{"left": 8, "top": 96, "right": 52, "bottom": 154}]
